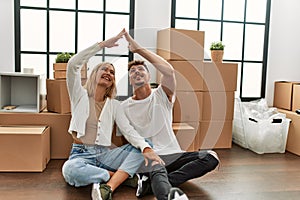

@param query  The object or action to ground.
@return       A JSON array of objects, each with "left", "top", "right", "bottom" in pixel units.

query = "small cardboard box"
[
  {"left": 157, "top": 61, "right": 238, "bottom": 92},
  {"left": 0, "top": 126, "right": 50, "bottom": 172},
  {"left": 46, "top": 79, "right": 71, "bottom": 114},
  {"left": 195, "top": 120, "right": 233, "bottom": 149},
  {"left": 0, "top": 72, "right": 46, "bottom": 113},
  {"left": 292, "top": 84, "right": 300, "bottom": 112},
  {"left": 157, "top": 28, "right": 205, "bottom": 61},
  {"left": 173, "top": 91, "right": 234, "bottom": 122},
  {"left": 172, "top": 123, "right": 196, "bottom": 152},
  {"left": 53, "top": 64, "right": 87, "bottom": 80},
  {"left": 273, "top": 81, "right": 300, "bottom": 110},
  {"left": 278, "top": 109, "right": 300, "bottom": 156},
  {"left": 0, "top": 111, "right": 72, "bottom": 159}
]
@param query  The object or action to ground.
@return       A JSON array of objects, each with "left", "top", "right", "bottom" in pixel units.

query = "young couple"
[{"left": 62, "top": 29, "right": 219, "bottom": 200}]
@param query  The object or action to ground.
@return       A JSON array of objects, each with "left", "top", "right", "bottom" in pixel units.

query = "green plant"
[
  {"left": 210, "top": 41, "right": 225, "bottom": 50},
  {"left": 55, "top": 52, "right": 74, "bottom": 63}
]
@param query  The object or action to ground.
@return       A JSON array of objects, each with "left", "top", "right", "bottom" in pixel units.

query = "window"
[
  {"left": 15, "top": 0, "right": 134, "bottom": 99},
  {"left": 171, "top": 0, "right": 271, "bottom": 101}
]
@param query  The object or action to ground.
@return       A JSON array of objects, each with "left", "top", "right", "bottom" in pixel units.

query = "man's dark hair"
[{"left": 128, "top": 60, "right": 149, "bottom": 72}]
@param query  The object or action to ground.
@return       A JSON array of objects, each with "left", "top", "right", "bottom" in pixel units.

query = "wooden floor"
[{"left": 1, "top": 144, "right": 300, "bottom": 200}]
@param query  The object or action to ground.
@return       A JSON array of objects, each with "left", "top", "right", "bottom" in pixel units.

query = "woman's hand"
[
  {"left": 142, "top": 147, "right": 165, "bottom": 166},
  {"left": 124, "top": 30, "right": 142, "bottom": 53},
  {"left": 100, "top": 28, "right": 126, "bottom": 48}
]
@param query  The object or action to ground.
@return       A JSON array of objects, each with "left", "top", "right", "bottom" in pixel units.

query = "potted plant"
[
  {"left": 210, "top": 41, "right": 225, "bottom": 63},
  {"left": 53, "top": 52, "right": 74, "bottom": 71}
]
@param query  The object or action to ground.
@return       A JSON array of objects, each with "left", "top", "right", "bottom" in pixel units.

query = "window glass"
[
  {"left": 242, "top": 63, "right": 262, "bottom": 97},
  {"left": 222, "top": 22, "right": 244, "bottom": 60},
  {"left": 49, "top": 54, "right": 56, "bottom": 79},
  {"left": 78, "top": 12, "right": 104, "bottom": 51},
  {"left": 105, "top": 14, "right": 129, "bottom": 55},
  {"left": 49, "top": 11, "right": 75, "bottom": 52},
  {"left": 78, "top": 0, "right": 103, "bottom": 11},
  {"left": 21, "top": 53, "right": 47, "bottom": 95},
  {"left": 246, "top": 0, "right": 267, "bottom": 23},
  {"left": 223, "top": 0, "right": 245, "bottom": 21},
  {"left": 106, "top": 0, "right": 130, "bottom": 13},
  {"left": 175, "top": 0, "right": 198, "bottom": 18},
  {"left": 199, "top": 21, "right": 221, "bottom": 59},
  {"left": 21, "top": 9, "right": 47, "bottom": 51},
  {"left": 20, "top": 0, "right": 46, "bottom": 7},
  {"left": 49, "top": 0, "right": 75, "bottom": 9},
  {"left": 244, "top": 24, "right": 265, "bottom": 61},
  {"left": 200, "top": 0, "right": 222, "bottom": 20},
  {"left": 175, "top": 19, "right": 198, "bottom": 31}
]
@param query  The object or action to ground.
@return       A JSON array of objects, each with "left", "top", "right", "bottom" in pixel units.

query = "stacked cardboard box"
[
  {"left": 0, "top": 125, "right": 50, "bottom": 172},
  {"left": 47, "top": 64, "right": 88, "bottom": 114},
  {"left": 274, "top": 81, "right": 300, "bottom": 156},
  {"left": 0, "top": 111, "right": 72, "bottom": 159},
  {"left": 53, "top": 63, "right": 87, "bottom": 80},
  {"left": 157, "top": 28, "right": 238, "bottom": 150}
]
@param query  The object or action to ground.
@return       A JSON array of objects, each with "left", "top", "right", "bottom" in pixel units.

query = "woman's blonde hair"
[{"left": 84, "top": 62, "right": 117, "bottom": 98}]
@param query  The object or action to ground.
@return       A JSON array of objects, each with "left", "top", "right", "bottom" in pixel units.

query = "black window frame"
[
  {"left": 171, "top": 0, "right": 272, "bottom": 102},
  {"left": 14, "top": 0, "right": 135, "bottom": 100}
]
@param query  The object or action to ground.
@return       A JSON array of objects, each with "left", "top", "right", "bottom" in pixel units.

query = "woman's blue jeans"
[{"left": 62, "top": 143, "right": 144, "bottom": 187}]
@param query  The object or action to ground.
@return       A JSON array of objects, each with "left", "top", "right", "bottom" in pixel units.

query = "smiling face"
[
  {"left": 84, "top": 62, "right": 117, "bottom": 98},
  {"left": 129, "top": 64, "right": 150, "bottom": 88},
  {"left": 96, "top": 63, "right": 115, "bottom": 88}
]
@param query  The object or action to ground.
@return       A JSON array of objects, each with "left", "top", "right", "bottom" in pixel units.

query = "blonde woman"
[{"left": 62, "top": 29, "right": 163, "bottom": 200}]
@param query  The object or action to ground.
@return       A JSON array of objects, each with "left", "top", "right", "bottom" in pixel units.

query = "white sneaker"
[
  {"left": 207, "top": 150, "right": 220, "bottom": 170},
  {"left": 168, "top": 187, "right": 189, "bottom": 200},
  {"left": 207, "top": 150, "right": 219, "bottom": 161},
  {"left": 91, "top": 183, "right": 102, "bottom": 200}
]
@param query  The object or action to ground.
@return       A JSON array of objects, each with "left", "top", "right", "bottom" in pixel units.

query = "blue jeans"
[{"left": 62, "top": 143, "right": 144, "bottom": 187}]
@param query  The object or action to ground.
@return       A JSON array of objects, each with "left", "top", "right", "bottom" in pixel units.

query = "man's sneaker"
[
  {"left": 207, "top": 150, "right": 220, "bottom": 170},
  {"left": 168, "top": 187, "right": 189, "bottom": 200},
  {"left": 91, "top": 183, "right": 102, "bottom": 200},
  {"left": 136, "top": 174, "right": 152, "bottom": 198},
  {"left": 100, "top": 184, "right": 112, "bottom": 200},
  {"left": 207, "top": 150, "right": 219, "bottom": 161},
  {"left": 122, "top": 174, "right": 138, "bottom": 188}
]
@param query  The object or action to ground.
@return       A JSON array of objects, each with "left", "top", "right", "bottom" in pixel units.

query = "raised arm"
[{"left": 124, "top": 30, "right": 176, "bottom": 101}]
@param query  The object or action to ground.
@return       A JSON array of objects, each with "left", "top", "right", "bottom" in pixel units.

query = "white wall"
[
  {"left": 266, "top": 0, "right": 300, "bottom": 105},
  {"left": 134, "top": 0, "right": 171, "bottom": 83},
  {"left": 2, "top": 0, "right": 300, "bottom": 103},
  {"left": 0, "top": 0, "right": 14, "bottom": 72}
]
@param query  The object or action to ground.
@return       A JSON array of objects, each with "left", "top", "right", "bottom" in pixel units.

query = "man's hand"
[
  {"left": 100, "top": 28, "right": 126, "bottom": 48},
  {"left": 142, "top": 147, "right": 165, "bottom": 166},
  {"left": 124, "top": 30, "right": 142, "bottom": 53}
]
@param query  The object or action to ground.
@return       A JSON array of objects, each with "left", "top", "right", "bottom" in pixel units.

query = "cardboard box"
[
  {"left": 157, "top": 61, "right": 237, "bottom": 91},
  {"left": 53, "top": 64, "right": 87, "bottom": 79},
  {"left": 202, "top": 62, "right": 238, "bottom": 91},
  {"left": 278, "top": 109, "right": 300, "bottom": 156},
  {"left": 0, "top": 126, "right": 50, "bottom": 172},
  {"left": 273, "top": 81, "right": 300, "bottom": 110},
  {"left": 194, "top": 120, "right": 233, "bottom": 149},
  {"left": 157, "top": 28, "right": 205, "bottom": 61},
  {"left": 0, "top": 72, "right": 46, "bottom": 113},
  {"left": 0, "top": 111, "right": 72, "bottom": 159},
  {"left": 172, "top": 123, "right": 196, "bottom": 152},
  {"left": 173, "top": 91, "right": 235, "bottom": 122},
  {"left": 46, "top": 79, "right": 71, "bottom": 114},
  {"left": 292, "top": 84, "right": 300, "bottom": 112},
  {"left": 54, "top": 69, "right": 87, "bottom": 79}
]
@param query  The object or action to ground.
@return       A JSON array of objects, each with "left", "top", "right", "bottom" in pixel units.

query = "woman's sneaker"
[
  {"left": 168, "top": 187, "right": 189, "bottom": 200},
  {"left": 91, "top": 183, "right": 102, "bottom": 200},
  {"left": 91, "top": 183, "right": 112, "bottom": 200}
]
